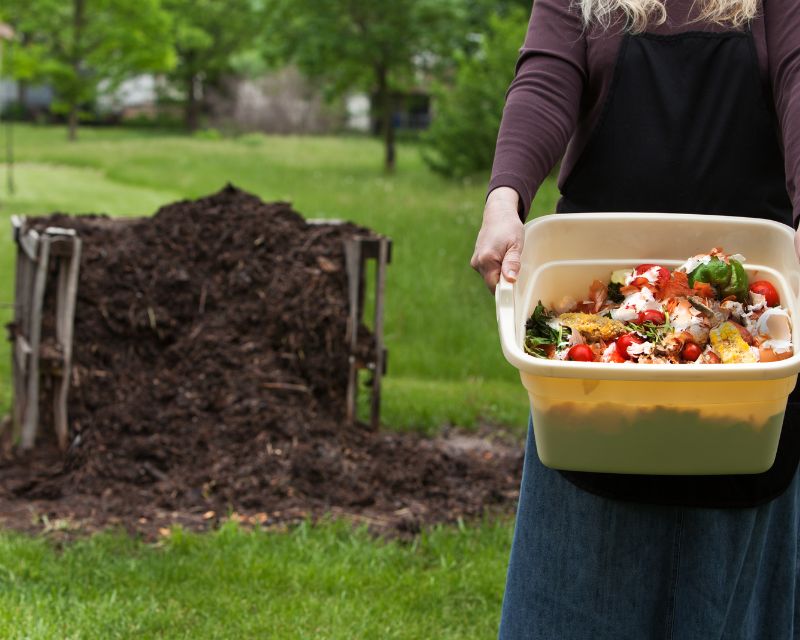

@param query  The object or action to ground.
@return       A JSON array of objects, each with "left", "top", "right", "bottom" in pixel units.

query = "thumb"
[{"left": 502, "top": 243, "right": 522, "bottom": 282}]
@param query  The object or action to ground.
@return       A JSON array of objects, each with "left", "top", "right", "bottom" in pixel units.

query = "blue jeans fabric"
[{"left": 499, "top": 418, "right": 800, "bottom": 640}]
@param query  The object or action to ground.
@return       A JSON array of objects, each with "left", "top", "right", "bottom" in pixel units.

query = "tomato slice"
[
  {"left": 749, "top": 280, "right": 780, "bottom": 307},
  {"left": 616, "top": 333, "right": 644, "bottom": 360},
  {"left": 634, "top": 264, "right": 670, "bottom": 289},
  {"left": 636, "top": 309, "right": 666, "bottom": 325}
]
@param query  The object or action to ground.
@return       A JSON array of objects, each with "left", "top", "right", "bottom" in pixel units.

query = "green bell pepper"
[
  {"left": 719, "top": 259, "right": 749, "bottom": 302},
  {"left": 687, "top": 257, "right": 732, "bottom": 288}
]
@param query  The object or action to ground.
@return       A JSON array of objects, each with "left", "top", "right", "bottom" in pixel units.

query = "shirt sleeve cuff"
[{"left": 486, "top": 173, "right": 533, "bottom": 222}]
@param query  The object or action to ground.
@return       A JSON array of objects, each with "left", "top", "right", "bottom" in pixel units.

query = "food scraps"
[{"left": 523, "top": 248, "right": 794, "bottom": 364}]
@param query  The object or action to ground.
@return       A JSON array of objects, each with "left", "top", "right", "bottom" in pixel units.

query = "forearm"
[
  {"left": 485, "top": 186, "right": 520, "bottom": 216},
  {"left": 766, "top": 0, "right": 800, "bottom": 230},
  {"left": 488, "top": 0, "right": 586, "bottom": 221}
]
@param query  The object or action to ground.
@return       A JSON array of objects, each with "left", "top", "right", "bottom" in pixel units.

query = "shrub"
[{"left": 423, "top": 10, "right": 528, "bottom": 179}]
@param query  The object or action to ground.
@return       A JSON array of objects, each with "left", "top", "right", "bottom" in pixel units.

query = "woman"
[{"left": 471, "top": 0, "right": 800, "bottom": 637}]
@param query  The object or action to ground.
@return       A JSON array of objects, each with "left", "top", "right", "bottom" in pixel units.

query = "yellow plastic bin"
[{"left": 495, "top": 212, "right": 800, "bottom": 474}]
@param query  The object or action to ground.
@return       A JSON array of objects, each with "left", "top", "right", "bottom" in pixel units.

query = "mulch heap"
[{"left": 0, "top": 185, "right": 522, "bottom": 538}]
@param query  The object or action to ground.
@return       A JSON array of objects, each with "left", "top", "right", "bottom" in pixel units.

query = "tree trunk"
[
  {"left": 68, "top": 0, "right": 85, "bottom": 141},
  {"left": 68, "top": 105, "right": 79, "bottom": 141},
  {"left": 186, "top": 79, "right": 198, "bottom": 132},
  {"left": 17, "top": 80, "right": 29, "bottom": 120},
  {"left": 376, "top": 66, "right": 395, "bottom": 174},
  {"left": 185, "top": 66, "right": 200, "bottom": 132}
]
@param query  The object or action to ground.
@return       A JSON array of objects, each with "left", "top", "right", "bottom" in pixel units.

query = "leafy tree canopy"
[
  {"left": 161, "top": 0, "right": 267, "bottom": 130},
  {"left": 266, "top": 0, "right": 467, "bottom": 171},
  {"left": 423, "top": 9, "right": 529, "bottom": 179},
  {"left": 2, "top": 0, "right": 174, "bottom": 139}
]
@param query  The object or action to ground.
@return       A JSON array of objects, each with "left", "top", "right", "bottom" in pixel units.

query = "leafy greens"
[{"left": 524, "top": 301, "right": 570, "bottom": 358}]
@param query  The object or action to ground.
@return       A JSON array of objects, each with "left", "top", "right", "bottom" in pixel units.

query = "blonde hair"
[{"left": 578, "top": 0, "right": 758, "bottom": 33}]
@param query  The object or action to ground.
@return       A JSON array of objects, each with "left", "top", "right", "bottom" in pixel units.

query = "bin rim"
[
  {"left": 523, "top": 210, "right": 797, "bottom": 236},
  {"left": 496, "top": 211, "right": 800, "bottom": 382}
]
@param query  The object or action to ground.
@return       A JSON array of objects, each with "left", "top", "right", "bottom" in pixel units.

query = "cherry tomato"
[
  {"left": 634, "top": 264, "right": 670, "bottom": 289},
  {"left": 608, "top": 351, "right": 627, "bottom": 363},
  {"left": 636, "top": 309, "right": 666, "bottom": 325},
  {"left": 680, "top": 342, "right": 702, "bottom": 362},
  {"left": 567, "top": 344, "right": 595, "bottom": 362},
  {"left": 749, "top": 280, "right": 780, "bottom": 307},
  {"left": 616, "top": 333, "right": 644, "bottom": 360}
]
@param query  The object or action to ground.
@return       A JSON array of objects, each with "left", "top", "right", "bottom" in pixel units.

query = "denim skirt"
[{"left": 498, "top": 418, "right": 800, "bottom": 640}]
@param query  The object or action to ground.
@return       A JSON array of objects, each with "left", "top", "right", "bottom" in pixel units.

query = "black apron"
[{"left": 555, "top": 28, "right": 800, "bottom": 507}]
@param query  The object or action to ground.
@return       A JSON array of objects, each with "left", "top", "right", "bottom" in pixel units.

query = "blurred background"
[
  {"left": 0, "top": 0, "right": 565, "bottom": 436},
  {"left": 0, "top": 1, "right": 563, "bottom": 638}
]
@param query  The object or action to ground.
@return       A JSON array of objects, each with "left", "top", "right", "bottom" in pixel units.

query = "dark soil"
[{"left": 0, "top": 186, "right": 522, "bottom": 539}]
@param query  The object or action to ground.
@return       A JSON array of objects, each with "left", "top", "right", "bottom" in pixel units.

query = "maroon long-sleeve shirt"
[{"left": 488, "top": 0, "right": 800, "bottom": 228}]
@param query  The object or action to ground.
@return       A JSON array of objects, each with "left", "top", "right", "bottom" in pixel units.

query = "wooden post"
[
  {"left": 344, "top": 238, "right": 362, "bottom": 425},
  {"left": 369, "top": 237, "right": 390, "bottom": 431},
  {"left": 309, "top": 223, "right": 391, "bottom": 429},
  {"left": 19, "top": 234, "right": 51, "bottom": 450},
  {"left": 10, "top": 218, "right": 35, "bottom": 443},
  {"left": 52, "top": 233, "right": 81, "bottom": 450}
]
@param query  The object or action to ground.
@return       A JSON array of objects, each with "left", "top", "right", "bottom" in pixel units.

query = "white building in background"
[
  {"left": 96, "top": 74, "right": 178, "bottom": 120},
  {"left": 345, "top": 94, "right": 371, "bottom": 133},
  {"left": 97, "top": 75, "right": 157, "bottom": 112},
  {"left": 0, "top": 68, "right": 429, "bottom": 135},
  {"left": 0, "top": 79, "right": 52, "bottom": 112}
]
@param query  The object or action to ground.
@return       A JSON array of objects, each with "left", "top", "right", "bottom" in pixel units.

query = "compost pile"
[{"left": 0, "top": 186, "right": 522, "bottom": 536}]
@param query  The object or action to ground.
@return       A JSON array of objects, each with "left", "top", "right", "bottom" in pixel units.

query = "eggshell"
[{"left": 756, "top": 308, "right": 792, "bottom": 344}]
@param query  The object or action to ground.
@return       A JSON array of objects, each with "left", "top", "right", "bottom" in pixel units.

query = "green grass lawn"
[
  {"left": 0, "top": 520, "right": 513, "bottom": 639},
  {"left": 0, "top": 125, "right": 559, "bottom": 431},
  {"left": 0, "top": 125, "right": 560, "bottom": 638}
]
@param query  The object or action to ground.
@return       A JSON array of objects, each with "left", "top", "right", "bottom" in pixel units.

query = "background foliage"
[
  {"left": 423, "top": 9, "right": 528, "bottom": 178},
  {"left": 0, "top": 0, "right": 534, "bottom": 176}
]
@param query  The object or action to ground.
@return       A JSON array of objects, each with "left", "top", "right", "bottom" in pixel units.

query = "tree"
[
  {"left": 0, "top": 0, "right": 57, "bottom": 119},
  {"left": 161, "top": 0, "right": 267, "bottom": 132},
  {"left": 268, "top": 0, "right": 466, "bottom": 173},
  {"left": 422, "top": 10, "right": 528, "bottom": 179},
  {"left": 3, "top": 0, "right": 175, "bottom": 140}
]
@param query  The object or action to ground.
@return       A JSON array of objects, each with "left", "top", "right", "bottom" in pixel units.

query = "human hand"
[{"left": 470, "top": 187, "right": 524, "bottom": 293}]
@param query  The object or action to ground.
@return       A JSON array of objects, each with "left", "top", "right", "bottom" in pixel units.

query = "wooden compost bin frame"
[
  {"left": 9, "top": 215, "right": 82, "bottom": 451},
  {"left": 6, "top": 216, "right": 390, "bottom": 450},
  {"left": 344, "top": 234, "right": 392, "bottom": 430},
  {"left": 307, "top": 220, "right": 392, "bottom": 430}
]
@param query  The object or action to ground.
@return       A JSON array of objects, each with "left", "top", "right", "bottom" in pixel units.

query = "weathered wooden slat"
[
  {"left": 52, "top": 236, "right": 82, "bottom": 451},
  {"left": 44, "top": 226, "right": 77, "bottom": 236},
  {"left": 19, "top": 235, "right": 51, "bottom": 450},
  {"left": 358, "top": 237, "right": 393, "bottom": 263},
  {"left": 17, "top": 227, "right": 39, "bottom": 262},
  {"left": 370, "top": 237, "right": 390, "bottom": 431},
  {"left": 11, "top": 229, "right": 35, "bottom": 443},
  {"left": 13, "top": 334, "right": 31, "bottom": 364},
  {"left": 344, "top": 238, "right": 362, "bottom": 426}
]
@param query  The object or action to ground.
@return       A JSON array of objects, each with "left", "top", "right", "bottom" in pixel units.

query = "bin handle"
[{"left": 495, "top": 275, "right": 519, "bottom": 359}]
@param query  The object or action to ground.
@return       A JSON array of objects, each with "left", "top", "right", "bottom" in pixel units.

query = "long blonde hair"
[{"left": 578, "top": 0, "right": 758, "bottom": 33}]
